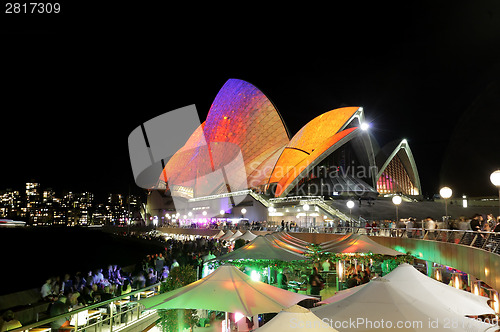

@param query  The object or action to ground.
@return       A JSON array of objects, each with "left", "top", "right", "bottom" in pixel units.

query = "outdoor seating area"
[{"left": 5, "top": 230, "right": 500, "bottom": 332}]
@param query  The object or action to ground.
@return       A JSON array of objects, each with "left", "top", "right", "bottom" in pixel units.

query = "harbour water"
[{"left": 0, "top": 226, "right": 164, "bottom": 295}]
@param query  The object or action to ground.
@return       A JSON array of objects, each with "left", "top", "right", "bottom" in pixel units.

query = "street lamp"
[
  {"left": 346, "top": 200, "right": 355, "bottom": 223},
  {"left": 241, "top": 208, "right": 247, "bottom": 217},
  {"left": 439, "top": 187, "right": 453, "bottom": 219},
  {"left": 491, "top": 170, "right": 500, "bottom": 217},
  {"left": 392, "top": 195, "right": 402, "bottom": 222},
  {"left": 303, "top": 204, "right": 310, "bottom": 228}
]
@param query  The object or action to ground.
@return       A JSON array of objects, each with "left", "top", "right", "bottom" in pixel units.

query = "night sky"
[{"left": 2, "top": 1, "right": 500, "bottom": 200}]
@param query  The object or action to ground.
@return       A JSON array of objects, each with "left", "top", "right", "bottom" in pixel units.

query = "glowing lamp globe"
[
  {"left": 392, "top": 195, "right": 402, "bottom": 205},
  {"left": 491, "top": 170, "right": 500, "bottom": 187},
  {"left": 346, "top": 200, "right": 355, "bottom": 209},
  {"left": 219, "top": 210, "right": 225, "bottom": 215},
  {"left": 303, "top": 204, "right": 310, "bottom": 211},
  {"left": 202, "top": 210, "right": 207, "bottom": 216},
  {"left": 440, "top": 187, "right": 452, "bottom": 199},
  {"left": 241, "top": 208, "right": 247, "bottom": 215}
]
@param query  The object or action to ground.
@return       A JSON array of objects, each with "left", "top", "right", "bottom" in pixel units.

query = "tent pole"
[
  {"left": 225, "top": 312, "right": 229, "bottom": 332},
  {"left": 253, "top": 315, "right": 259, "bottom": 328}
]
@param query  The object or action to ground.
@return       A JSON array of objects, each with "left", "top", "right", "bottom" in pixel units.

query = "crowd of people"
[
  {"left": 344, "top": 263, "right": 372, "bottom": 288},
  {"left": 4, "top": 213, "right": 495, "bottom": 331},
  {"left": 40, "top": 265, "right": 132, "bottom": 304}
]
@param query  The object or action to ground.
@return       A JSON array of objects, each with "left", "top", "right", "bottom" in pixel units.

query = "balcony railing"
[
  {"left": 294, "top": 226, "right": 500, "bottom": 254},
  {"left": 10, "top": 284, "right": 161, "bottom": 332}
]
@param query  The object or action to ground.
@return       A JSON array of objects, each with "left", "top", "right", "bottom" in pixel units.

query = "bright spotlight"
[
  {"left": 250, "top": 270, "right": 260, "bottom": 282},
  {"left": 360, "top": 122, "right": 370, "bottom": 131}
]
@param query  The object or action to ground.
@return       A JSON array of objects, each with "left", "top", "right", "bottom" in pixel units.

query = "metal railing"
[
  {"left": 291, "top": 226, "right": 500, "bottom": 254},
  {"left": 11, "top": 283, "right": 162, "bottom": 332}
]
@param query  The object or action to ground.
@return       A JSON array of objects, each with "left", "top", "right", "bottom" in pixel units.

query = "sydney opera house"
[{"left": 145, "top": 79, "right": 421, "bottom": 225}]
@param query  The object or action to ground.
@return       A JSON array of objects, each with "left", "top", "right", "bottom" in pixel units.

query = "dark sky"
[{"left": 2, "top": 1, "right": 500, "bottom": 199}]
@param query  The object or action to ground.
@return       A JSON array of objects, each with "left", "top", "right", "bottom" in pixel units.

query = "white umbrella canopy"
[
  {"left": 238, "top": 230, "right": 258, "bottom": 242},
  {"left": 320, "top": 234, "right": 352, "bottom": 247},
  {"left": 212, "top": 230, "right": 225, "bottom": 239},
  {"left": 228, "top": 230, "right": 243, "bottom": 241},
  {"left": 313, "top": 277, "right": 496, "bottom": 332},
  {"left": 219, "top": 230, "right": 234, "bottom": 240},
  {"left": 318, "top": 284, "right": 366, "bottom": 305},
  {"left": 255, "top": 305, "right": 339, "bottom": 332},
  {"left": 279, "top": 231, "right": 311, "bottom": 245},
  {"left": 265, "top": 233, "right": 312, "bottom": 254},
  {"left": 383, "top": 263, "right": 494, "bottom": 316},
  {"left": 215, "top": 236, "right": 307, "bottom": 262},
  {"left": 139, "top": 265, "right": 314, "bottom": 317},
  {"left": 321, "top": 234, "right": 402, "bottom": 256}
]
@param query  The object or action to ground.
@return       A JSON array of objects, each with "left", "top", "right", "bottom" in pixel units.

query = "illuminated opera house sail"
[{"left": 158, "top": 79, "right": 422, "bottom": 200}]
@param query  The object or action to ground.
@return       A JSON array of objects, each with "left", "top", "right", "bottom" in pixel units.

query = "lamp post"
[
  {"left": 241, "top": 208, "right": 247, "bottom": 218},
  {"left": 268, "top": 206, "right": 275, "bottom": 227},
  {"left": 490, "top": 170, "right": 500, "bottom": 218},
  {"left": 392, "top": 195, "right": 402, "bottom": 223},
  {"left": 439, "top": 187, "right": 453, "bottom": 220},
  {"left": 303, "top": 204, "right": 310, "bottom": 229},
  {"left": 346, "top": 200, "right": 354, "bottom": 225}
]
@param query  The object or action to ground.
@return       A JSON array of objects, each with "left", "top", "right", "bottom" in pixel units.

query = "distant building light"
[{"left": 462, "top": 195, "right": 468, "bottom": 208}]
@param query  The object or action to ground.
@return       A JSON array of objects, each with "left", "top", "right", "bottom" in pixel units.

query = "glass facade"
[{"left": 377, "top": 153, "right": 419, "bottom": 196}]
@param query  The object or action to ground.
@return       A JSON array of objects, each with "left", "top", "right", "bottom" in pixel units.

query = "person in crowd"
[
  {"left": 485, "top": 214, "right": 495, "bottom": 230},
  {"left": 365, "top": 221, "right": 371, "bottom": 235},
  {"left": 345, "top": 273, "right": 358, "bottom": 288},
  {"left": 309, "top": 267, "right": 324, "bottom": 296},
  {"left": 114, "top": 265, "right": 124, "bottom": 285},
  {"left": 100, "top": 285, "right": 114, "bottom": 301},
  {"left": 406, "top": 218, "right": 414, "bottom": 238},
  {"left": 171, "top": 259, "right": 180, "bottom": 270},
  {"left": 132, "top": 271, "right": 146, "bottom": 289},
  {"left": 321, "top": 259, "right": 331, "bottom": 272},
  {"left": 276, "top": 268, "right": 288, "bottom": 290},
  {"left": 49, "top": 295, "right": 70, "bottom": 331},
  {"left": 360, "top": 270, "right": 370, "bottom": 284},
  {"left": 86, "top": 270, "right": 94, "bottom": 286},
  {"left": 79, "top": 286, "right": 93, "bottom": 305},
  {"left": 120, "top": 279, "right": 132, "bottom": 298},
  {"left": 493, "top": 219, "right": 500, "bottom": 232},
  {"left": 73, "top": 272, "right": 86, "bottom": 292},
  {"left": 470, "top": 214, "right": 482, "bottom": 232},
  {"left": 51, "top": 276, "right": 63, "bottom": 296},
  {"left": 61, "top": 274, "right": 73, "bottom": 295},
  {"left": 424, "top": 217, "right": 436, "bottom": 239},
  {"left": 155, "top": 253, "right": 165, "bottom": 275},
  {"left": 90, "top": 284, "right": 101, "bottom": 303},
  {"left": 93, "top": 268, "right": 106, "bottom": 286},
  {"left": 160, "top": 266, "right": 169, "bottom": 281},
  {"left": 146, "top": 269, "right": 157, "bottom": 287},
  {"left": 0, "top": 310, "right": 22, "bottom": 332},
  {"left": 105, "top": 265, "right": 115, "bottom": 284},
  {"left": 41, "top": 277, "right": 55, "bottom": 301}
]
